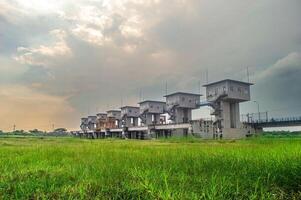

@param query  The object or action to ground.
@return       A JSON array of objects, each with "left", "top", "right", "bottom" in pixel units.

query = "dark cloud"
[{"left": 0, "top": 0, "right": 301, "bottom": 130}]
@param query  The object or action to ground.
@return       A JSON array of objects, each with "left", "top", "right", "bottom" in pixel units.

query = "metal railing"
[{"left": 241, "top": 112, "right": 301, "bottom": 124}]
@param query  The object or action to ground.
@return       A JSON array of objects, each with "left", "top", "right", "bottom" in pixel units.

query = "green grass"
[{"left": 0, "top": 137, "right": 301, "bottom": 199}]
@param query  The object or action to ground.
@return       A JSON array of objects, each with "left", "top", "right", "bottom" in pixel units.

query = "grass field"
[{"left": 0, "top": 137, "right": 301, "bottom": 199}]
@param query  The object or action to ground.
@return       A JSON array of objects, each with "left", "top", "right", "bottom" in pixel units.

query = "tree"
[
  {"left": 54, "top": 128, "right": 67, "bottom": 133},
  {"left": 29, "top": 129, "right": 42, "bottom": 134}
]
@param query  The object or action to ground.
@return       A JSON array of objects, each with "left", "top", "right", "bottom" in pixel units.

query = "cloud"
[
  {"left": 13, "top": 29, "right": 71, "bottom": 66},
  {"left": 241, "top": 52, "right": 301, "bottom": 117},
  {"left": 0, "top": 0, "right": 301, "bottom": 130}
]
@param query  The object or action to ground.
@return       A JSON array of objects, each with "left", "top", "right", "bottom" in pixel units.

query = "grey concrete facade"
[
  {"left": 139, "top": 100, "right": 166, "bottom": 125},
  {"left": 164, "top": 92, "right": 201, "bottom": 123},
  {"left": 121, "top": 106, "right": 140, "bottom": 127},
  {"left": 203, "top": 79, "right": 253, "bottom": 138},
  {"left": 107, "top": 110, "right": 122, "bottom": 128}
]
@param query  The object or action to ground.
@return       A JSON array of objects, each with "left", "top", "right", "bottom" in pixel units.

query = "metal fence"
[{"left": 241, "top": 112, "right": 301, "bottom": 124}]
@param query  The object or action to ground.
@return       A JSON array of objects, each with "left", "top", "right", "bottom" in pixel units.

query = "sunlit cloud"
[
  {"left": 0, "top": 0, "right": 300, "bottom": 130},
  {"left": 14, "top": 29, "right": 71, "bottom": 66}
]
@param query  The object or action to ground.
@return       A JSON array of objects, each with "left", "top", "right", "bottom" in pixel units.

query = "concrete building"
[
  {"left": 121, "top": 106, "right": 140, "bottom": 127},
  {"left": 139, "top": 100, "right": 166, "bottom": 125},
  {"left": 107, "top": 110, "right": 122, "bottom": 128},
  {"left": 164, "top": 92, "right": 201, "bottom": 123},
  {"left": 80, "top": 117, "right": 89, "bottom": 132},
  {"left": 96, "top": 113, "right": 107, "bottom": 130},
  {"left": 87, "top": 116, "right": 97, "bottom": 131},
  {"left": 78, "top": 79, "right": 258, "bottom": 140},
  {"left": 203, "top": 79, "right": 253, "bottom": 138}
]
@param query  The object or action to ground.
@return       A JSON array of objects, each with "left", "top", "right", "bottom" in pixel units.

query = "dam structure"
[{"left": 78, "top": 79, "right": 257, "bottom": 139}]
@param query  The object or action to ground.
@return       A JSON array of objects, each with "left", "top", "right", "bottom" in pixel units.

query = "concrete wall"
[
  {"left": 121, "top": 107, "right": 140, "bottom": 118},
  {"left": 140, "top": 101, "right": 165, "bottom": 114},
  {"left": 144, "top": 113, "right": 161, "bottom": 125},
  {"left": 107, "top": 111, "right": 121, "bottom": 120},
  {"left": 206, "top": 80, "right": 250, "bottom": 102},
  {"left": 228, "top": 81, "right": 250, "bottom": 101},
  {"left": 220, "top": 102, "right": 241, "bottom": 129},
  {"left": 166, "top": 94, "right": 200, "bottom": 109},
  {"left": 174, "top": 108, "right": 192, "bottom": 123},
  {"left": 191, "top": 120, "right": 215, "bottom": 139}
]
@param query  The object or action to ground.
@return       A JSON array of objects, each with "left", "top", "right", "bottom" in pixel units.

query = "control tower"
[
  {"left": 87, "top": 116, "right": 97, "bottom": 131},
  {"left": 96, "top": 113, "right": 107, "bottom": 130},
  {"left": 121, "top": 106, "right": 140, "bottom": 127},
  {"left": 164, "top": 92, "right": 201, "bottom": 123},
  {"left": 203, "top": 79, "right": 253, "bottom": 138},
  {"left": 80, "top": 117, "right": 89, "bottom": 132},
  {"left": 139, "top": 100, "right": 166, "bottom": 125},
  {"left": 107, "top": 110, "right": 122, "bottom": 128}
]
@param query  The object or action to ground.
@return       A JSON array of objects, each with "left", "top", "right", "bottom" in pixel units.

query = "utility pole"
[
  {"left": 52, "top": 124, "right": 55, "bottom": 131},
  {"left": 13, "top": 124, "right": 16, "bottom": 132},
  {"left": 206, "top": 69, "right": 209, "bottom": 84},
  {"left": 198, "top": 80, "right": 201, "bottom": 95}
]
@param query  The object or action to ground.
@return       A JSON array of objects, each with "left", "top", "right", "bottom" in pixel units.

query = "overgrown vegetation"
[
  {"left": 261, "top": 131, "right": 301, "bottom": 138},
  {"left": 0, "top": 137, "right": 301, "bottom": 199}
]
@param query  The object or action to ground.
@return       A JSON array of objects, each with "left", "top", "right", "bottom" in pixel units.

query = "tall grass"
[{"left": 0, "top": 137, "right": 300, "bottom": 199}]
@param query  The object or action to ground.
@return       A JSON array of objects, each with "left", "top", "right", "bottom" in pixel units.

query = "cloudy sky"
[{"left": 0, "top": 0, "right": 300, "bottom": 131}]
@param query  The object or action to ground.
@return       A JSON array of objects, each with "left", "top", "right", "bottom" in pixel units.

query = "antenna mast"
[
  {"left": 165, "top": 81, "right": 168, "bottom": 96},
  {"left": 247, "top": 67, "right": 250, "bottom": 83}
]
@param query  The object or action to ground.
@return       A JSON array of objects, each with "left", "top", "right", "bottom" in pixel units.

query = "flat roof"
[
  {"left": 120, "top": 106, "right": 140, "bottom": 109},
  {"left": 203, "top": 79, "right": 254, "bottom": 87},
  {"left": 164, "top": 92, "right": 202, "bottom": 97},
  {"left": 96, "top": 113, "right": 107, "bottom": 115},
  {"left": 138, "top": 100, "right": 166, "bottom": 104},
  {"left": 107, "top": 110, "right": 121, "bottom": 113}
]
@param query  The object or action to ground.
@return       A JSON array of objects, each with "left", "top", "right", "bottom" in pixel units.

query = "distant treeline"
[
  {"left": 0, "top": 129, "right": 71, "bottom": 137},
  {"left": 261, "top": 131, "right": 301, "bottom": 138}
]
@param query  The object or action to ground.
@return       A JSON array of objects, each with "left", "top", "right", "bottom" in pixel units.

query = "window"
[
  {"left": 230, "top": 86, "right": 234, "bottom": 91},
  {"left": 129, "top": 109, "right": 132, "bottom": 113},
  {"left": 181, "top": 97, "right": 185, "bottom": 101}
]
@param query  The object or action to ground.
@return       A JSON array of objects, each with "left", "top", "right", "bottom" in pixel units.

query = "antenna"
[
  {"left": 139, "top": 89, "right": 142, "bottom": 102},
  {"left": 13, "top": 124, "right": 16, "bottom": 132},
  {"left": 121, "top": 94, "right": 123, "bottom": 107},
  {"left": 247, "top": 67, "right": 250, "bottom": 83},
  {"left": 206, "top": 69, "right": 209, "bottom": 84},
  {"left": 165, "top": 81, "right": 168, "bottom": 96},
  {"left": 198, "top": 80, "right": 201, "bottom": 95}
]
